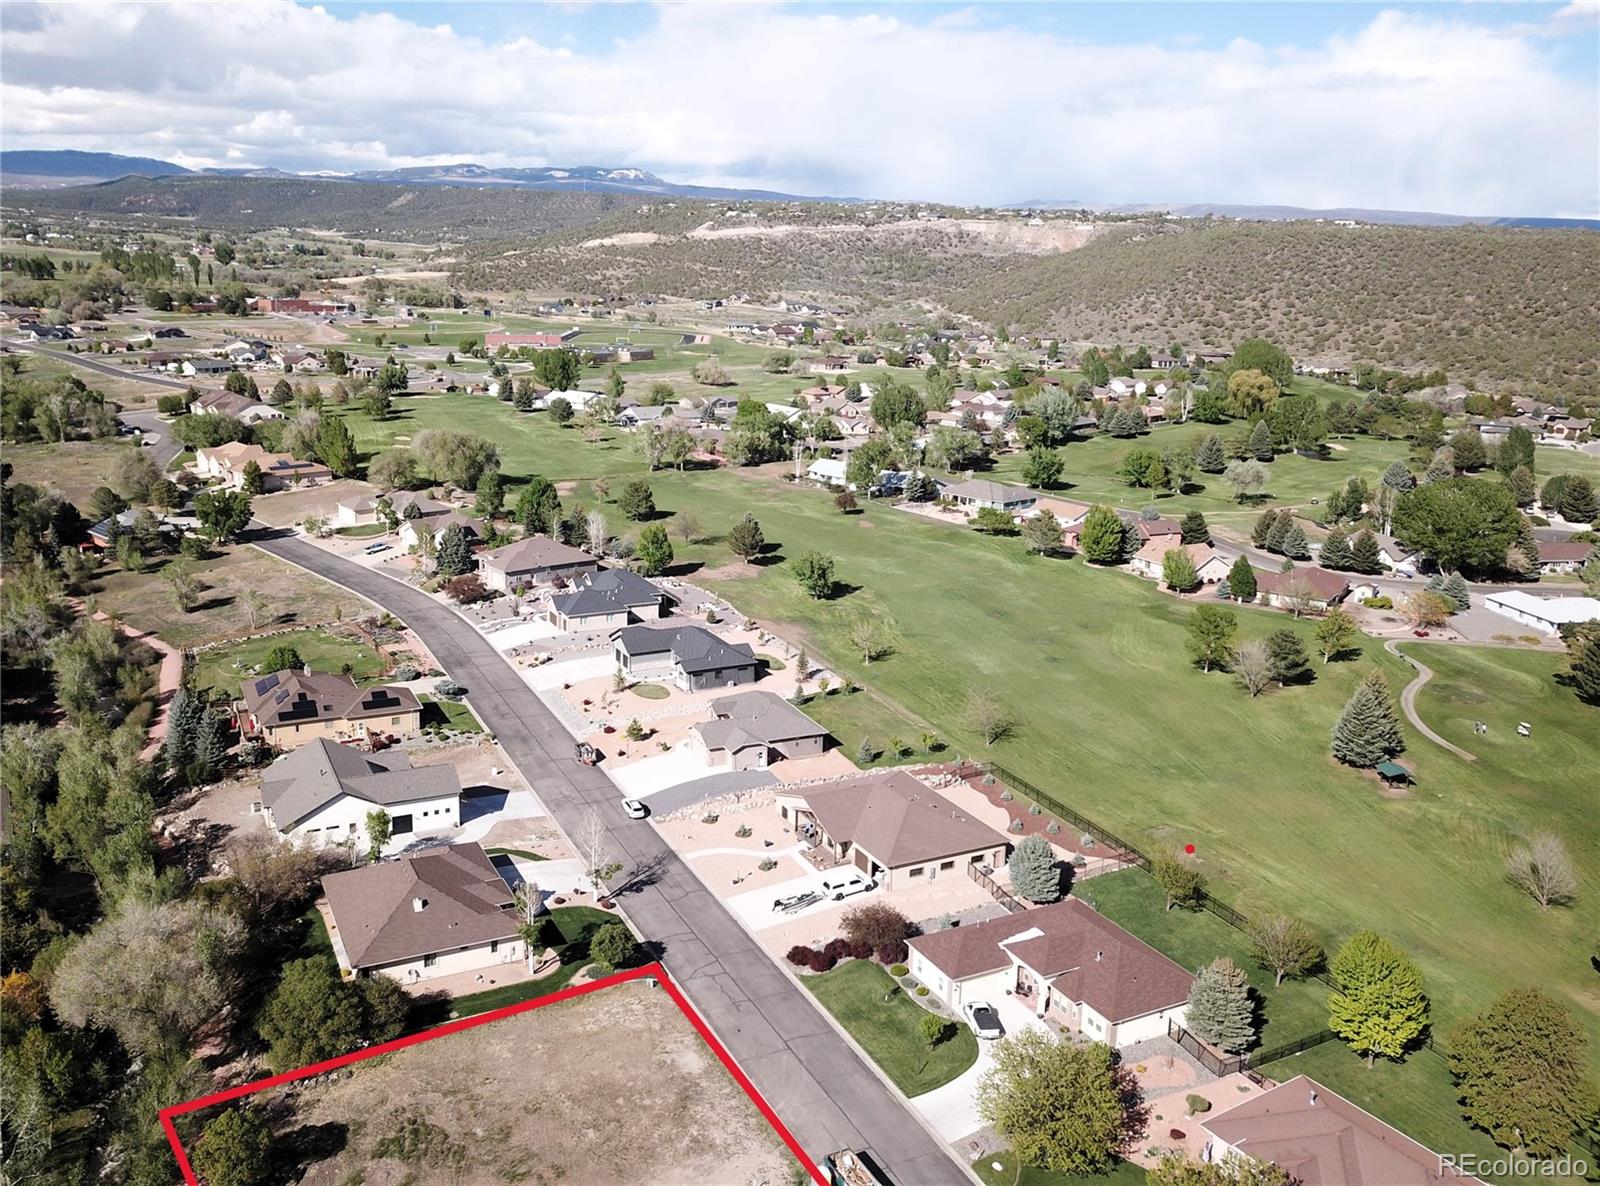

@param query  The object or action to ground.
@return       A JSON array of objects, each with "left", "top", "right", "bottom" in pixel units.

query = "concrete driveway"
[
  {"left": 911, "top": 995, "right": 1049, "bottom": 1138},
  {"left": 524, "top": 653, "right": 613, "bottom": 690},
  {"left": 726, "top": 867, "right": 875, "bottom": 931},
  {"left": 487, "top": 619, "right": 562, "bottom": 651},
  {"left": 608, "top": 744, "right": 721, "bottom": 798},
  {"left": 641, "top": 769, "right": 777, "bottom": 814}
]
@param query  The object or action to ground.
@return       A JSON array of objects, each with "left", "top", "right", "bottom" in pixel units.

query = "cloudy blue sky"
[{"left": 2, "top": 1, "right": 1596, "bottom": 216}]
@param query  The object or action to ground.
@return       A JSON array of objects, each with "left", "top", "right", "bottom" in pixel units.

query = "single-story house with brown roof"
[
  {"left": 477, "top": 536, "right": 599, "bottom": 593},
  {"left": 943, "top": 479, "right": 1038, "bottom": 515},
  {"left": 1128, "top": 539, "right": 1231, "bottom": 584},
  {"left": 1255, "top": 565, "right": 1351, "bottom": 613},
  {"left": 322, "top": 842, "right": 526, "bottom": 984},
  {"left": 238, "top": 668, "right": 422, "bottom": 747},
  {"left": 1536, "top": 539, "right": 1593, "bottom": 574},
  {"left": 194, "top": 442, "right": 332, "bottom": 491},
  {"left": 1201, "top": 1075, "right": 1484, "bottom": 1185},
  {"left": 260, "top": 737, "right": 460, "bottom": 851},
  {"left": 907, "top": 897, "right": 1192, "bottom": 1047},
  {"left": 775, "top": 770, "right": 1008, "bottom": 891},
  {"left": 689, "top": 691, "right": 830, "bottom": 770}
]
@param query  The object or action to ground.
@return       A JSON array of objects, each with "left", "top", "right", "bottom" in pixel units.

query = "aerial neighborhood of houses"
[{"left": 2, "top": 200, "right": 1597, "bottom": 1186}]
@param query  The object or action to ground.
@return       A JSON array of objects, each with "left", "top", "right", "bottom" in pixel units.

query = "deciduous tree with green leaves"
[
  {"left": 1185, "top": 605, "right": 1237, "bottom": 673},
  {"left": 1312, "top": 607, "right": 1361, "bottom": 663},
  {"left": 792, "top": 550, "right": 836, "bottom": 599},
  {"left": 1077, "top": 504, "right": 1126, "bottom": 565},
  {"left": 1151, "top": 847, "right": 1206, "bottom": 911},
  {"left": 635, "top": 524, "right": 674, "bottom": 576},
  {"left": 975, "top": 1031, "right": 1133, "bottom": 1177},
  {"left": 1447, "top": 988, "right": 1599, "bottom": 1157},
  {"left": 1328, "top": 931, "right": 1429, "bottom": 1066},
  {"left": 1249, "top": 915, "right": 1323, "bottom": 986}
]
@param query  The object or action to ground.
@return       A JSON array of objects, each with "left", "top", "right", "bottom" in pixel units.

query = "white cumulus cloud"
[{"left": 0, "top": 0, "right": 1594, "bottom": 216}]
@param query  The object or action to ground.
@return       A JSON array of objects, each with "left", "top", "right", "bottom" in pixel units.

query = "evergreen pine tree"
[
  {"left": 1349, "top": 528, "right": 1382, "bottom": 575},
  {"left": 163, "top": 687, "right": 201, "bottom": 777},
  {"left": 1568, "top": 631, "right": 1600, "bottom": 706},
  {"left": 193, "top": 711, "right": 229, "bottom": 783},
  {"left": 1227, "top": 555, "right": 1258, "bottom": 601},
  {"left": 1195, "top": 434, "right": 1225, "bottom": 473},
  {"left": 1265, "top": 511, "right": 1291, "bottom": 555},
  {"left": 435, "top": 524, "right": 472, "bottom": 577},
  {"left": 1381, "top": 460, "right": 1415, "bottom": 493},
  {"left": 1330, "top": 671, "right": 1405, "bottom": 767},
  {"left": 1280, "top": 523, "right": 1311, "bottom": 560},
  {"left": 1251, "top": 509, "right": 1277, "bottom": 548},
  {"left": 1265, "top": 630, "right": 1311, "bottom": 686},
  {"left": 1319, "top": 526, "right": 1354, "bottom": 570},
  {"left": 1184, "top": 957, "right": 1257, "bottom": 1053},
  {"left": 1007, "top": 834, "right": 1062, "bottom": 904},
  {"left": 1180, "top": 510, "right": 1210, "bottom": 545},
  {"left": 1424, "top": 446, "right": 1456, "bottom": 484},
  {"left": 1442, "top": 572, "right": 1470, "bottom": 612},
  {"left": 1249, "top": 420, "right": 1274, "bottom": 461}
]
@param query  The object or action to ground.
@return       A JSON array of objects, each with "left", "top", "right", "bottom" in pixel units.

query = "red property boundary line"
[{"left": 160, "top": 963, "right": 827, "bottom": 1186}]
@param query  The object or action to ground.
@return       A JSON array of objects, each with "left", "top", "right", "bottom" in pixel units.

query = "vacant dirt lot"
[{"left": 285, "top": 980, "right": 797, "bottom": 1186}]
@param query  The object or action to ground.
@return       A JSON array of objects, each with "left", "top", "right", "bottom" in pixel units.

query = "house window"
[
  {"left": 940, "top": 860, "right": 955, "bottom": 871},
  {"left": 909, "top": 866, "right": 924, "bottom": 878},
  {"left": 489, "top": 939, "right": 499, "bottom": 953},
  {"left": 423, "top": 953, "right": 437, "bottom": 968}
]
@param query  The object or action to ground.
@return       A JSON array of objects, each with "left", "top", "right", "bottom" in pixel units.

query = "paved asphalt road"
[
  {"left": 2, "top": 337, "right": 194, "bottom": 390},
  {"left": 249, "top": 527, "right": 970, "bottom": 1186}
]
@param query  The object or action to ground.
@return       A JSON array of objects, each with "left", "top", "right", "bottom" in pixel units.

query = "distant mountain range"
[
  {"left": 2, "top": 150, "right": 1593, "bottom": 229},
  {"left": 0, "top": 151, "right": 839, "bottom": 202},
  {"left": 1017, "top": 198, "right": 1598, "bottom": 231}
]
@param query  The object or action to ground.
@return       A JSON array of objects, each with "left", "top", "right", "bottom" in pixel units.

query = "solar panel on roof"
[{"left": 254, "top": 673, "right": 281, "bottom": 695}]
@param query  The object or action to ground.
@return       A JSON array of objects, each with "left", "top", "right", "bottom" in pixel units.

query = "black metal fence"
[
  {"left": 967, "top": 862, "right": 1025, "bottom": 913},
  {"left": 1168, "top": 1019, "right": 1246, "bottom": 1077}
]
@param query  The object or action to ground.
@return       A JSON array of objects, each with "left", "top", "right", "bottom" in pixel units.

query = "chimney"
[
  {"left": 412, "top": 897, "right": 427, "bottom": 913},
  {"left": 1308, "top": 1090, "right": 1319, "bottom": 1107},
  {"left": 1095, "top": 950, "right": 1103, "bottom": 961}
]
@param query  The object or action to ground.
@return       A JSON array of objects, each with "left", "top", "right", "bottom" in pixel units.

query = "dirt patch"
[
  {"left": 697, "top": 562, "right": 761, "bottom": 582},
  {"left": 283, "top": 980, "right": 795, "bottom": 1186}
]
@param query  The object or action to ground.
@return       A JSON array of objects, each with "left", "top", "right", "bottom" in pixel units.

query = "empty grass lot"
[{"left": 803, "top": 959, "right": 978, "bottom": 1096}]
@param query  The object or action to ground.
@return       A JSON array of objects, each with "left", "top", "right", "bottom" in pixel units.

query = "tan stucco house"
[{"left": 238, "top": 669, "right": 422, "bottom": 748}]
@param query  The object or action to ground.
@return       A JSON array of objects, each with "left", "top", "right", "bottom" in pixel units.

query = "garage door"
[{"left": 951, "top": 968, "right": 1013, "bottom": 1009}]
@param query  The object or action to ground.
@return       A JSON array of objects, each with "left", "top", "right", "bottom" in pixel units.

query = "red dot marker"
[{"left": 1184, "top": 844, "right": 1196, "bottom": 855}]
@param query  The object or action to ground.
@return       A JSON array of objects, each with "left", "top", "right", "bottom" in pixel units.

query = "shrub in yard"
[
  {"left": 1028, "top": 802, "right": 1042, "bottom": 815},
  {"left": 393, "top": 665, "right": 420, "bottom": 682},
  {"left": 847, "top": 939, "right": 872, "bottom": 959},
  {"left": 734, "top": 824, "right": 752, "bottom": 838},
  {"left": 1169, "top": 1129, "right": 1186, "bottom": 1141},
  {"left": 876, "top": 939, "right": 909, "bottom": 965},
  {"left": 701, "top": 813, "right": 719, "bottom": 825},
  {"left": 1047, "top": 821, "right": 1062, "bottom": 834},
  {"left": 998, "top": 789, "right": 1012, "bottom": 800},
  {"left": 889, "top": 964, "right": 909, "bottom": 978},
  {"left": 822, "top": 938, "right": 854, "bottom": 963},
  {"left": 1363, "top": 595, "right": 1393, "bottom": 609},
  {"left": 916, "top": 985, "right": 929, "bottom": 997},
  {"left": 1186, "top": 1094, "right": 1212, "bottom": 1115},
  {"left": 1008, "top": 818, "right": 1024, "bottom": 833},
  {"left": 786, "top": 945, "right": 815, "bottom": 966},
  {"left": 842, "top": 902, "right": 912, "bottom": 953},
  {"left": 758, "top": 858, "right": 778, "bottom": 872},
  {"left": 432, "top": 679, "right": 466, "bottom": 701},
  {"left": 443, "top": 574, "right": 488, "bottom": 604},
  {"left": 808, "top": 948, "right": 838, "bottom": 973}
]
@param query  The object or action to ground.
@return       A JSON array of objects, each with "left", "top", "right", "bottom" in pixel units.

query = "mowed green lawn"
[
  {"left": 335, "top": 394, "right": 1598, "bottom": 1070},
  {"left": 983, "top": 422, "right": 1600, "bottom": 516},
  {"left": 190, "top": 626, "right": 386, "bottom": 694},
  {"left": 573, "top": 465, "right": 1597, "bottom": 1065},
  {"left": 802, "top": 959, "right": 978, "bottom": 1096}
]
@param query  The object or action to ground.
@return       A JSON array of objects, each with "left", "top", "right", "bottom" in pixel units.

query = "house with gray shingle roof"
[
  {"left": 612, "top": 624, "right": 758, "bottom": 692},
  {"left": 689, "top": 691, "right": 830, "bottom": 769},
  {"left": 546, "top": 567, "right": 665, "bottom": 632},
  {"left": 259, "top": 737, "right": 461, "bottom": 852},
  {"left": 942, "top": 478, "right": 1038, "bottom": 514},
  {"left": 321, "top": 842, "right": 524, "bottom": 983}
]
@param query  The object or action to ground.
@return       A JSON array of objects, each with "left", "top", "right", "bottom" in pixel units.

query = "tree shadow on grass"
[{"left": 276, "top": 1122, "right": 349, "bottom": 1180}]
